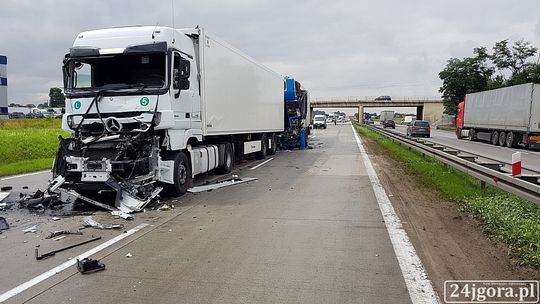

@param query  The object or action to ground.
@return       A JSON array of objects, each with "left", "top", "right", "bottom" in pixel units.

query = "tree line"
[{"left": 439, "top": 39, "right": 540, "bottom": 115}]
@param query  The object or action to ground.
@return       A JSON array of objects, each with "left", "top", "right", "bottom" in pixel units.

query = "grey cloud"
[{"left": 1, "top": 0, "right": 539, "bottom": 104}]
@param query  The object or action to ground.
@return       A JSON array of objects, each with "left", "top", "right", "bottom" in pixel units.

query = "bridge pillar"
[
  {"left": 358, "top": 106, "right": 364, "bottom": 124},
  {"left": 416, "top": 106, "right": 424, "bottom": 120}
]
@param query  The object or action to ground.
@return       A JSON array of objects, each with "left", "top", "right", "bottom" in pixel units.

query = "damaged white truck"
[{"left": 51, "top": 26, "right": 308, "bottom": 214}]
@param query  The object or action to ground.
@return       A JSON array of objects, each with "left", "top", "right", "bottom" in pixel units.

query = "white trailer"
[
  {"left": 55, "top": 26, "right": 287, "bottom": 211},
  {"left": 379, "top": 110, "right": 394, "bottom": 123},
  {"left": 456, "top": 83, "right": 540, "bottom": 149}
]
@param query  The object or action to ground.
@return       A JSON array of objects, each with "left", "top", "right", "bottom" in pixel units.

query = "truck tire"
[
  {"left": 506, "top": 132, "right": 516, "bottom": 148},
  {"left": 217, "top": 143, "right": 233, "bottom": 174},
  {"left": 165, "top": 151, "right": 192, "bottom": 196},
  {"left": 256, "top": 134, "right": 268, "bottom": 160},
  {"left": 498, "top": 131, "right": 506, "bottom": 147},
  {"left": 268, "top": 134, "right": 277, "bottom": 155},
  {"left": 491, "top": 131, "right": 499, "bottom": 145},
  {"left": 456, "top": 128, "right": 463, "bottom": 139},
  {"left": 467, "top": 129, "right": 475, "bottom": 141}
]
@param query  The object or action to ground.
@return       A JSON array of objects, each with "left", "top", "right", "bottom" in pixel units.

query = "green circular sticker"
[
  {"left": 140, "top": 97, "right": 150, "bottom": 106},
  {"left": 74, "top": 100, "right": 81, "bottom": 110}
]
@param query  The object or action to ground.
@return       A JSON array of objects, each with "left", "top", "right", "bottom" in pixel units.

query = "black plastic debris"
[
  {"left": 0, "top": 217, "right": 9, "bottom": 231},
  {"left": 0, "top": 186, "right": 12, "bottom": 191},
  {"left": 77, "top": 258, "right": 106, "bottom": 274}
]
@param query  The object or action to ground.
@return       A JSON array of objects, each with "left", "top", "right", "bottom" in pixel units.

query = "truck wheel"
[
  {"left": 456, "top": 128, "right": 463, "bottom": 139},
  {"left": 217, "top": 143, "right": 233, "bottom": 174},
  {"left": 491, "top": 131, "right": 499, "bottom": 145},
  {"left": 166, "top": 151, "right": 192, "bottom": 196},
  {"left": 498, "top": 131, "right": 506, "bottom": 146},
  {"left": 467, "top": 129, "right": 475, "bottom": 141},
  {"left": 268, "top": 134, "right": 277, "bottom": 155},
  {"left": 506, "top": 132, "right": 516, "bottom": 148},
  {"left": 256, "top": 134, "right": 268, "bottom": 160}
]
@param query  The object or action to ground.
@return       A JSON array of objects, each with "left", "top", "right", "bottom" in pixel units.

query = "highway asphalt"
[
  {"left": 0, "top": 124, "right": 423, "bottom": 304},
  {"left": 380, "top": 124, "right": 540, "bottom": 172}
]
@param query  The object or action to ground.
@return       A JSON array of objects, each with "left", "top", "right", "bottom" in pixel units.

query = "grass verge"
[
  {"left": 0, "top": 118, "right": 69, "bottom": 177},
  {"left": 354, "top": 124, "right": 540, "bottom": 269}
]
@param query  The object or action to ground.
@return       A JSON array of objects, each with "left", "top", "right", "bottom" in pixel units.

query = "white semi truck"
[{"left": 53, "top": 26, "right": 305, "bottom": 212}]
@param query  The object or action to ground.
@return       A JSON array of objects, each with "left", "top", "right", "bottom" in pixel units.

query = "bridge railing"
[{"left": 312, "top": 96, "right": 441, "bottom": 102}]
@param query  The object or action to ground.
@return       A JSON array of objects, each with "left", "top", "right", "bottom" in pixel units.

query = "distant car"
[
  {"left": 375, "top": 95, "right": 391, "bottom": 100},
  {"left": 313, "top": 115, "right": 327, "bottom": 129},
  {"left": 326, "top": 118, "right": 333, "bottom": 123},
  {"left": 407, "top": 120, "right": 430, "bottom": 137},
  {"left": 9, "top": 112, "right": 26, "bottom": 119},
  {"left": 26, "top": 112, "right": 45, "bottom": 119},
  {"left": 383, "top": 120, "right": 395, "bottom": 129}
]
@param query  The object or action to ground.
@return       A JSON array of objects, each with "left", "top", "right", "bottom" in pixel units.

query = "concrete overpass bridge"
[{"left": 310, "top": 98, "right": 444, "bottom": 124}]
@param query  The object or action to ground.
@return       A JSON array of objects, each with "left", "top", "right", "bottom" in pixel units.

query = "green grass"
[
  {"left": 0, "top": 118, "right": 69, "bottom": 176},
  {"left": 354, "top": 124, "right": 540, "bottom": 269}
]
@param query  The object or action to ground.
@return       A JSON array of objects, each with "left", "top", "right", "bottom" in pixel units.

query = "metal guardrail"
[{"left": 364, "top": 125, "right": 540, "bottom": 205}]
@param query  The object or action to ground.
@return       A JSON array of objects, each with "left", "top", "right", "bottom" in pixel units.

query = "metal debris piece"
[
  {"left": 83, "top": 216, "right": 122, "bottom": 230},
  {"left": 115, "top": 187, "right": 163, "bottom": 214},
  {"left": 22, "top": 225, "right": 38, "bottom": 233},
  {"left": 35, "top": 237, "right": 102, "bottom": 260},
  {"left": 110, "top": 211, "right": 133, "bottom": 220},
  {"left": 159, "top": 204, "right": 172, "bottom": 211},
  {"left": 0, "top": 217, "right": 9, "bottom": 231},
  {"left": 77, "top": 258, "right": 106, "bottom": 274},
  {"left": 0, "top": 192, "right": 10, "bottom": 203},
  {"left": 54, "top": 236, "right": 66, "bottom": 241},
  {"left": 187, "top": 177, "right": 258, "bottom": 193},
  {"left": 125, "top": 253, "right": 133, "bottom": 258},
  {"left": 46, "top": 230, "right": 83, "bottom": 239},
  {"left": 51, "top": 217, "right": 61, "bottom": 221},
  {"left": 59, "top": 189, "right": 115, "bottom": 211},
  {"left": 0, "top": 186, "right": 12, "bottom": 191},
  {"left": 47, "top": 176, "right": 66, "bottom": 193}
]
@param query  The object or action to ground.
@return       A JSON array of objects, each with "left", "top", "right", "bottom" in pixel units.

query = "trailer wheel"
[
  {"left": 268, "top": 134, "right": 277, "bottom": 155},
  {"left": 498, "top": 131, "right": 506, "bottom": 146},
  {"left": 505, "top": 132, "right": 516, "bottom": 148},
  {"left": 256, "top": 134, "right": 268, "bottom": 160},
  {"left": 165, "top": 151, "right": 192, "bottom": 196},
  {"left": 491, "top": 131, "right": 499, "bottom": 145},
  {"left": 217, "top": 143, "right": 233, "bottom": 174}
]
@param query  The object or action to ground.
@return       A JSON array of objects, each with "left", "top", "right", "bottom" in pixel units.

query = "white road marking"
[
  {"left": 0, "top": 170, "right": 49, "bottom": 181},
  {"left": 0, "top": 223, "right": 149, "bottom": 303},
  {"left": 249, "top": 157, "right": 274, "bottom": 170},
  {"left": 351, "top": 125, "right": 439, "bottom": 304}
]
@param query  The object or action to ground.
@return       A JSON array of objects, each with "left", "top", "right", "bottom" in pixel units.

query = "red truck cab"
[{"left": 456, "top": 101, "right": 465, "bottom": 138}]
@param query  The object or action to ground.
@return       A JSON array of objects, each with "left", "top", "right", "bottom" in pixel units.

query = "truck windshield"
[{"left": 66, "top": 53, "right": 166, "bottom": 94}]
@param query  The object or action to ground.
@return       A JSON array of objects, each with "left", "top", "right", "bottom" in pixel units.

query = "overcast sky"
[{"left": 1, "top": 0, "right": 539, "bottom": 106}]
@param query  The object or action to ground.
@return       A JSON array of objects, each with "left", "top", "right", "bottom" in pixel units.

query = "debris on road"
[
  {"left": 35, "top": 236, "right": 102, "bottom": 260},
  {"left": 125, "top": 253, "right": 133, "bottom": 258},
  {"left": 22, "top": 225, "right": 38, "bottom": 233},
  {"left": 188, "top": 176, "right": 258, "bottom": 193},
  {"left": 54, "top": 236, "right": 66, "bottom": 241},
  {"left": 159, "top": 204, "right": 172, "bottom": 211},
  {"left": 0, "top": 217, "right": 9, "bottom": 231},
  {"left": 77, "top": 258, "right": 106, "bottom": 274},
  {"left": 83, "top": 216, "right": 123, "bottom": 230},
  {"left": 110, "top": 210, "right": 133, "bottom": 220},
  {"left": 51, "top": 217, "right": 61, "bottom": 221},
  {"left": 46, "top": 230, "right": 83, "bottom": 239}
]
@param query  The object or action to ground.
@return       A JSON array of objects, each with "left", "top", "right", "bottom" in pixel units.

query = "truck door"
[{"left": 170, "top": 52, "right": 196, "bottom": 129}]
